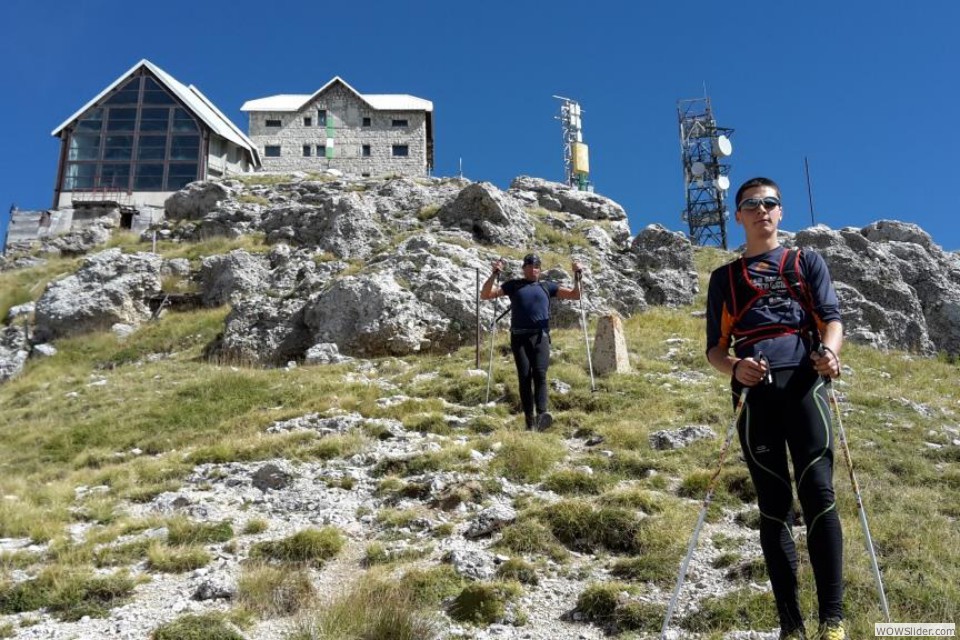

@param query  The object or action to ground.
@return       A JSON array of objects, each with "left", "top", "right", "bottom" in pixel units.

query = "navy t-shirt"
[
  {"left": 502, "top": 278, "right": 559, "bottom": 331},
  {"left": 705, "top": 246, "right": 841, "bottom": 369}
]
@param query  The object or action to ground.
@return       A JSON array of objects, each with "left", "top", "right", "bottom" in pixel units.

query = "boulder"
[
  {"left": 165, "top": 181, "right": 232, "bottom": 220},
  {"left": 0, "top": 326, "right": 29, "bottom": 383},
  {"left": 261, "top": 193, "right": 384, "bottom": 259},
  {"left": 438, "top": 182, "right": 534, "bottom": 247},
  {"left": 34, "top": 249, "right": 163, "bottom": 341},
  {"left": 199, "top": 250, "right": 270, "bottom": 307}
]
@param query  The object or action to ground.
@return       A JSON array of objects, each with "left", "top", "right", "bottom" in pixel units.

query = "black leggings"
[
  {"left": 734, "top": 367, "right": 843, "bottom": 629},
  {"left": 510, "top": 331, "right": 550, "bottom": 421}
]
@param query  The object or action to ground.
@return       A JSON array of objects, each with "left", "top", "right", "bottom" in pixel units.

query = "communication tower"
[
  {"left": 554, "top": 95, "right": 591, "bottom": 191},
  {"left": 677, "top": 97, "right": 734, "bottom": 248}
]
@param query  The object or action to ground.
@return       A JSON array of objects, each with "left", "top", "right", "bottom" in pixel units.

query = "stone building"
[
  {"left": 241, "top": 76, "right": 434, "bottom": 177},
  {"left": 51, "top": 59, "right": 261, "bottom": 212}
]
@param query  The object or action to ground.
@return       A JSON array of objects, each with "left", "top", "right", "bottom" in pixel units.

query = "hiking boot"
[
  {"left": 779, "top": 628, "right": 806, "bottom": 640},
  {"left": 817, "top": 619, "right": 847, "bottom": 640},
  {"left": 525, "top": 416, "right": 536, "bottom": 431},
  {"left": 536, "top": 412, "right": 553, "bottom": 431}
]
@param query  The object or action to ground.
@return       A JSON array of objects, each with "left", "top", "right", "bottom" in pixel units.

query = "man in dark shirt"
[
  {"left": 481, "top": 253, "right": 583, "bottom": 430},
  {"left": 705, "top": 177, "right": 847, "bottom": 640}
]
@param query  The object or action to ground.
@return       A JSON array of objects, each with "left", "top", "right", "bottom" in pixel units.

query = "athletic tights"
[
  {"left": 510, "top": 330, "right": 550, "bottom": 422},
  {"left": 734, "top": 366, "right": 844, "bottom": 630}
]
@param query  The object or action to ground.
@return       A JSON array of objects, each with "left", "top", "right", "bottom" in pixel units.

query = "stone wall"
[{"left": 247, "top": 84, "right": 429, "bottom": 177}]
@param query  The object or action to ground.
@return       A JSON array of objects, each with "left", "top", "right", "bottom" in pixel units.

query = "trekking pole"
[
  {"left": 818, "top": 348, "right": 891, "bottom": 623},
  {"left": 484, "top": 270, "right": 502, "bottom": 404},
  {"left": 575, "top": 270, "right": 597, "bottom": 392},
  {"left": 661, "top": 386, "right": 750, "bottom": 639}
]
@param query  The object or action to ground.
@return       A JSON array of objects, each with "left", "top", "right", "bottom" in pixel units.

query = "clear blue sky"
[{"left": 2, "top": 0, "right": 958, "bottom": 251}]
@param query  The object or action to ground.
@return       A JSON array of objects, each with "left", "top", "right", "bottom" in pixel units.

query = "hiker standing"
[
  {"left": 480, "top": 253, "right": 583, "bottom": 430},
  {"left": 705, "top": 177, "right": 847, "bottom": 640}
]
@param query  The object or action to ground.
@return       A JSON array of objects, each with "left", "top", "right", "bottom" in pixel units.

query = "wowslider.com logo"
[{"left": 876, "top": 624, "right": 955, "bottom": 637}]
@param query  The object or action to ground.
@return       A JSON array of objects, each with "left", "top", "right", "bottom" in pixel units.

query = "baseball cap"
[{"left": 522, "top": 253, "right": 541, "bottom": 266}]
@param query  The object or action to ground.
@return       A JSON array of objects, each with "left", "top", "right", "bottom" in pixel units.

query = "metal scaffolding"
[
  {"left": 554, "top": 95, "right": 591, "bottom": 191},
  {"left": 678, "top": 97, "right": 734, "bottom": 248}
]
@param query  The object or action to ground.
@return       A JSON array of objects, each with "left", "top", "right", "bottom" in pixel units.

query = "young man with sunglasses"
[
  {"left": 705, "top": 177, "right": 847, "bottom": 640},
  {"left": 481, "top": 253, "right": 583, "bottom": 431}
]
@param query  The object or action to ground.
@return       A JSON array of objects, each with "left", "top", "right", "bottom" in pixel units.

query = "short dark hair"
[
  {"left": 734, "top": 177, "right": 781, "bottom": 209},
  {"left": 522, "top": 253, "right": 541, "bottom": 266}
]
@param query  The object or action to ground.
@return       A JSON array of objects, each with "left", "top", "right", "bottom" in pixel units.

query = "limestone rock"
[
  {"left": 592, "top": 314, "right": 631, "bottom": 375},
  {"left": 438, "top": 182, "right": 534, "bottom": 247},
  {"left": 164, "top": 181, "right": 231, "bottom": 220},
  {"left": 34, "top": 249, "right": 163, "bottom": 341}
]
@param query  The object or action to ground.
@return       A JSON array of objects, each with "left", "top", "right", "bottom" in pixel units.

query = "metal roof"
[
  {"left": 51, "top": 59, "right": 261, "bottom": 167},
  {"left": 240, "top": 76, "right": 433, "bottom": 113}
]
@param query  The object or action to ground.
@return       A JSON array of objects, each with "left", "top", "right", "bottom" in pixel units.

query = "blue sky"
[{"left": 2, "top": 0, "right": 958, "bottom": 251}]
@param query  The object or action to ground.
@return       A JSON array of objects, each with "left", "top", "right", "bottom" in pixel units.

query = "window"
[
  {"left": 303, "top": 117, "right": 312, "bottom": 127},
  {"left": 303, "top": 145, "right": 311, "bottom": 157},
  {"left": 361, "top": 172, "right": 371, "bottom": 177},
  {"left": 392, "top": 144, "right": 409, "bottom": 157},
  {"left": 59, "top": 74, "right": 203, "bottom": 194},
  {"left": 391, "top": 119, "right": 408, "bottom": 127},
  {"left": 362, "top": 144, "right": 371, "bottom": 157},
  {"left": 265, "top": 119, "right": 282, "bottom": 127},
  {"left": 265, "top": 145, "right": 281, "bottom": 157},
  {"left": 316, "top": 145, "right": 326, "bottom": 157},
  {"left": 317, "top": 109, "right": 327, "bottom": 125},
  {"left": 362, "top": 116, "right": 371, "bottom": 127}
]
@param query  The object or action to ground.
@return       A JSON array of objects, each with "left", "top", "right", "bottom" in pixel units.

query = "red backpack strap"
[{"left": 781, "top": 248, "right": 816, "bottom": 316}]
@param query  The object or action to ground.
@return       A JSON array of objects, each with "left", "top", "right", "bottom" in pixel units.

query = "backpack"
[{"left": 724, "top": 248, "right": 820, "bottom": 348}]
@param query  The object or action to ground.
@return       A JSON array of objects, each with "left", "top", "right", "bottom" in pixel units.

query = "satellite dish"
[
  {"left": 691, "top": 161, "right": 706, "bottom": 176},
  {"left": 715, "top": 175, "right": 731, "bottom": 191},
  {"left": 713, "top": 135, "right": 733, "bottom": 157}
]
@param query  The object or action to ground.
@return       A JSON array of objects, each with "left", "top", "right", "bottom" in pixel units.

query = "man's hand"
[
  {"left": 492, "top": 259, "right": 504, "bottom": 276},
  {"left": 571, "top": 261, "right": 584, "bottom": 277},
  {"left": 811, "top": 346, "right": 841, "bottom": 379},
  {"left": 733, "top": 357, "right": 769, "bottom": 387}
]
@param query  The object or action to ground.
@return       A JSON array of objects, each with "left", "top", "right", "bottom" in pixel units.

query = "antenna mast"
[
  {"left": 677, "top": 96, "right": 734, "bottom": 248},
  {"left": 554, "top": 95, "right": 591, "bottom": 191}
]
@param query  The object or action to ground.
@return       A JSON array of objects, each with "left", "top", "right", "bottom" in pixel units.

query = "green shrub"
[
  {"left": 495, "top": 558, "right": 539, "bottom": 585},
  {"left": 542, "top": 469, "right": 611, "bottom": 495},
  {"left": 147, "top": 544, "right": 211, "bottom": 573},
  {"left": 492, "top": 432, "right": 565, "bottom": 483},
  {"left": 495, "top": 520, "right": 569, "bottom": 561},
  {"left": 575, "top": 582, "right": 634, "bottom": 621}
]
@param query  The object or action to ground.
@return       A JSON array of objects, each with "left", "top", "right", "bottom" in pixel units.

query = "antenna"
[
  {"left": 677, "top": 96, "right": 734, "bottom": 249},
  {"left": 804, "top": 156, "right": 816, "bottom": 226},
  {"left": 553, "top": 95, "right": 591, "bottom": 191}
]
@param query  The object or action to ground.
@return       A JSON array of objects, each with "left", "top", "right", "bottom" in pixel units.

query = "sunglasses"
[{"left": 738, "top": 197, "right": 781, "bottom": 211}]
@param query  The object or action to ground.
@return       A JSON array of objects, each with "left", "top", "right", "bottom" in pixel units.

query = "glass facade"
[{"left": 62, "top": 74, "right": 201, "bottom": 192}]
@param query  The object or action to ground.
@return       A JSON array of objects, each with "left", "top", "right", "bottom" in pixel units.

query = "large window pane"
[
  {"left": 76, "top": 108, "right": 103, "bottom": 132},
  {"left": 68, "top": 134, "right": 100, "bottom": 161},
  {"left": 172, "top": 109, "right": 198, "bottom": 132},
  {"left": 105, "top": 83, "right": 141, "bottom": 104},
  {"left": 106, "top": 107, "right": 137, "bottom": 131},
  {"left": 98, "top": 163, "right": 131, "bottom": 189},
  {"left": 134, "top": 164, "right": 164, "bottom": 189},
  {"left": 137, "top": 135, "right": 167, "bottom": 160},
  {"left": 103, "top": 135, "right": 133, "bottom": 160},
  {"left": 166, "top": 164, "right": 198, "bottom": 190},
  {"left": 170, "top": 136, "right": 199, "bottom": 160},
  {"left": 140, "top": 107, "right": 169, "bottom": 132},
  {"left": 64, "top": 163, "right": 96, "bottom": 190}
]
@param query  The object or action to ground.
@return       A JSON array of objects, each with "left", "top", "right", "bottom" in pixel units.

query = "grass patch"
[
  {"left": 291, "top": 571, "right": 443, "bottom": 640},
  {"left": 495, "top": 520, "right": 569, "bottom": 562},
  {"left": 448, "top": 581, "right": 522, "bottom": 625},
  {"left": 491, "top": 430, "right": 566, "bottom": 483},
  {"left": 242, "top": 518, "right": 269, "bottom": 535},
  {"left": 249, "top": 527, "right": 345, "bottom": 567},
  {"left": 151, "top": 613, "right": 246, "bottom": 640},
  {"left": 166, "top": 517, "right": 233, "bottom": 545},
  {"left": 542, "top": 468, "right": 612, "bottom": 495},
  {"left": 0, "top": 567, "right": 136, "bottom": 621},
  {"left": 236, "top": 562, "right": 315, "bottom": 617},
  {"left": 495, "top": 558, "right": 539, "bottom": 585},
  {"left": 146, "top": 543, "right": 211, "bottom": 573}
]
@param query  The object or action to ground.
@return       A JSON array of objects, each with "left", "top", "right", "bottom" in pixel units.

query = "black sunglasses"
[{"left": 738, "top": 197, "right": 781, "bottom": 211}]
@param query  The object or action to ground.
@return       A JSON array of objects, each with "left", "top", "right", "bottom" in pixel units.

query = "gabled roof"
[
  {"left": 240, "top": 76, "right": 433, "bottom": 113},
  {"left": 52, "top": 59, "right": 261, "bottom": 167}
]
